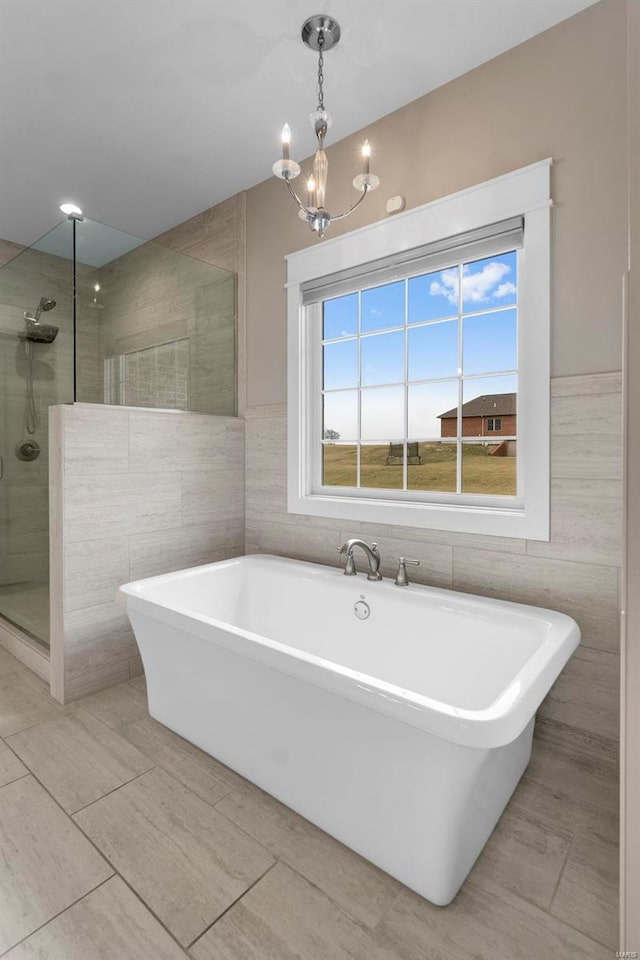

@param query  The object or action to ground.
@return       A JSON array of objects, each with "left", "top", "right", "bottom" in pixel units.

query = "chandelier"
[{"left": 272, "top": 15, "right": 380, "bottom": 240}]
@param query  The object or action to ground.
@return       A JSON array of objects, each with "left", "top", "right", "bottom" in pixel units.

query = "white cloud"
[
  {"left": 494, "top": 281, "right": 516, "bottom": 299},
  {"left": 429, "top": 268, "right": 458, "bottom": 305},
  {"left": 430, "top": 261, "right": 514, "bottom": 307}
]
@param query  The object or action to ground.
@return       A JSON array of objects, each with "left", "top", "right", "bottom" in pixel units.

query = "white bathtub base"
[{"left": 130, "top": 610, "right": 533, "bottom": 905}]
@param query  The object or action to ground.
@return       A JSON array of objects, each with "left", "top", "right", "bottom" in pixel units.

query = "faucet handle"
[
  {"left": 394, "top": 556, "right": 420, "bottom": 586},
  {"left": 337, "top": 545, "right": 357, "bottom": 576}
]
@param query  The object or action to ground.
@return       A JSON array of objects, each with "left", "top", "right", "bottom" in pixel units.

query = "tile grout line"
[
  {"left": 2, "top": 659, "right": 619, "bottom": 954},
  {"left": 0, "top": 770, "right": 31, "bottom": 791},
  {"left": 212, "top": 772, "right": 404, "bottom": 936},
  {"left": 462, "top": 876, "right": 616, "bottom": 954},
  {"left": 92, "top": 866, "right": 194, "bottom": 959},
  {"left": 185, "top": 860, "right": 278, "bottom": 951},
  {"left": 281, "top": 858, "right": 400, "bottom": 935},
  {"left": 0, "top": 874, "right": 115, "bottom": 958},
  {"left": 209, "top": 792, "right": 403, "bottom": 931},
  {"left": 372, "top": 886, "right": 403, "bottom": 934},
  {"left": 1, "top": 739, "right": 190, "bottom": 958},
  {"left": 68, "top": 764, "right": 158, "bottom": 817},
  {"left": 543, "top": 860, "right": 617, "bottom": 957},
  {"left": 548, "top": 832, "right": 574, "bottom": 917},
  {"left": 0, "top": 711, "right": 65, "bottom": 741}
]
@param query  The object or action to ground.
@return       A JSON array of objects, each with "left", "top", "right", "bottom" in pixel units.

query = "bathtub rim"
[{"left": 119, "top": 554, "right": 580, "bottom": 749}]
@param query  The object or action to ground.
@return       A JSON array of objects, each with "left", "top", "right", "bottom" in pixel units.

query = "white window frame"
[{"left": 287, "top": 159, "right": 551, "bottom": 540}]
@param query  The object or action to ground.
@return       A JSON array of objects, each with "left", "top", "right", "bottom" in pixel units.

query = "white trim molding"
[{"left": 287, "top": 159, "right": 552, "bottom": 540}]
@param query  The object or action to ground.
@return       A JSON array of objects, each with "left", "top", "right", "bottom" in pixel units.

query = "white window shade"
[{"left": 301, "top": 217, "right": 524, "bottom": 306}]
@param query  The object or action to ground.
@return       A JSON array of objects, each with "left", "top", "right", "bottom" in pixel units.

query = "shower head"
[
  {"left": 39, "top": 297, "right": 56, "bottom": 311},
  {"left": 23, "top": 296, "right": 57, "bottom": 324},
  {"left": 25, "top": 322, "right": 58, "bottom": 343},
  {"left": 36, "top": 297, "right": 56, "bottom": 319},
  {"left": 22, "top": 295, "right": 58, "bottom": 342}
]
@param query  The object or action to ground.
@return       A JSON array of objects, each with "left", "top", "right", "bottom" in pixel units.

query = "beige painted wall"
[{"left": 245, "top": 0, "right": 626, "bottom": 407}]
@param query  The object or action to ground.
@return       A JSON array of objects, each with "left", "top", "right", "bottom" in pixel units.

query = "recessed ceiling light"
[{"left": 59, "top": 202, "right": 83, "bottom": 217}]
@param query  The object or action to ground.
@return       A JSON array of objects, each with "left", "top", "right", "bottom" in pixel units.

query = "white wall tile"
[
  {"left": 246, "top": 519, "right": 342, "bottom": 567},
  {"left": 182, "top": 468, "right": 244, "bottom": 525},
  {"left": 551, "top": 391, "right": 622, "bottom": 480},
  {"left": 56, "top": 405, "right": 245, "bottom": 702},
  {"left": 539, "top": 646, "right": 619, "bottom": 742},
  {"left": 129, "top": 411, "right": 243, "bottom": 472},
  {"left": 527, "top": 478, "right": 622, "bottom": 567},
  {"left": 63, "top": 405, "right": 130, "bottom": 475},
  {"left": 63, "top": 474, "right": 182, "bottom": 542},
  {"left": 452, "top": 546, "right": 619, "bottom": 654},
  {"left": 129, "top": 520, "right": 243, "bottom": 581},
  {"left": 64, "top": 539, "right": 129, "bottom": 612}
]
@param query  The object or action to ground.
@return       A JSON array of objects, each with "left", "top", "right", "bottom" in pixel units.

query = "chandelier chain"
[{"left": 317, "top": 37, "right": 325, "bottom": 110}]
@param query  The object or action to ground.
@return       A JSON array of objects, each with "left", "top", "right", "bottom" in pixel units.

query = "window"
[
  {"left": 287, "top": 160, "right": 551, "bottom": 540},
  {"left": 320, "top": 244, "right": 518, "bottom": 500}
]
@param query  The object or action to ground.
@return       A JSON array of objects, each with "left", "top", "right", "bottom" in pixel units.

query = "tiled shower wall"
[
  {"left": 96, "top": 243, "right": 235, "bottom": 415},
  {"left": 0, "top": 240, "right": 99, "bottom": 598},
  {"left": 120, "top": 339, "right": 189, "bottom": 409},
  {"left": 50, "top": 402, "right": 244, "bottom": 703}
]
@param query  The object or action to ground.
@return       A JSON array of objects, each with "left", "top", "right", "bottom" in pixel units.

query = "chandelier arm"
[
  {"left": 328, "top": 184, "right": 370, "bottom": 223},
  {"left": 284, "top": 175, "right": 314, "bottom": 218}
]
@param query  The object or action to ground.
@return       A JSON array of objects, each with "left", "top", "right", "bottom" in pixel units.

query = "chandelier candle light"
[{"left": 272, "top": 15, "right": 380, "bottom": 239}]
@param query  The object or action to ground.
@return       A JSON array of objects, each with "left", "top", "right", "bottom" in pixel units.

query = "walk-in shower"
[{"left": 0, "top": 214, "right": 235, "bottom": 651}]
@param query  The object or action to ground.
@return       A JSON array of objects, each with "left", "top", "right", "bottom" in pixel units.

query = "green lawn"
[{"left": 323, "top": 442, "right": 516, "bottom": 495}]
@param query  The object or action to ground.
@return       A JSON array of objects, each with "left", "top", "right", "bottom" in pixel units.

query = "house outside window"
[{"left": 286, "top": 160, "right": 551, "bottom": 540}]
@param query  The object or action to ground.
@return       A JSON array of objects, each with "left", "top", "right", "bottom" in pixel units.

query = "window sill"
[{"left": 288, "top": 489, "right": 549, "bottom": 541}]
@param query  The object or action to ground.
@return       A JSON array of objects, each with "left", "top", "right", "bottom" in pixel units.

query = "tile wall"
[
  {"left": 96, "top": 243, "right": 235, "bottom": 416},
  {"left": 0, "top": 240, "right": 98, "bottom": 637},
  {"left": 49, "top": 403, "right": 244, "bottom": 702}
]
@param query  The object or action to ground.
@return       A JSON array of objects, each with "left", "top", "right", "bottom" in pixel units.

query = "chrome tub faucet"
[{"left": 339, "top": 538, "right": 383, "bottom": 581}]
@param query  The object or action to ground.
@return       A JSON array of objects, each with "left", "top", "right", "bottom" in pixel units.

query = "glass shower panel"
[
  {"left": 0, "top": 223, "right": 74, "bottom": 645},
  {"left": 0, "top": 213, "right": 238, "bottom": 649},
  {"left": 74, "top": 218, "right": 236, "bottom": 416}
]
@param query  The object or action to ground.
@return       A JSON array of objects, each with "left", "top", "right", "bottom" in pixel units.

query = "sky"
[{"left": 322, "top": 251, "right": 518, "bottom": 440}]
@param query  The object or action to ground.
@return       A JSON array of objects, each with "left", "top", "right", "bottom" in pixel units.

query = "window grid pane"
[{"left": 320, "top": 252, "right": 518, "bottom": 496}]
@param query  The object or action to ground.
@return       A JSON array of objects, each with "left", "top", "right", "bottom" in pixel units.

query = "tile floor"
[{"left": 0, "top": 645, "right": 617, "bottom": 960}]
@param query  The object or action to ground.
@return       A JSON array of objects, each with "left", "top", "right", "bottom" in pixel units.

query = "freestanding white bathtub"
[{"left": 119, "top": 554, "right": 580, "bottom": 906}]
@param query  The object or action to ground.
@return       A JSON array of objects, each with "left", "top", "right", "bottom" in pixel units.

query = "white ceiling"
[{"left": 0, "top": 0, "right": 598, "bottom": 248}]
